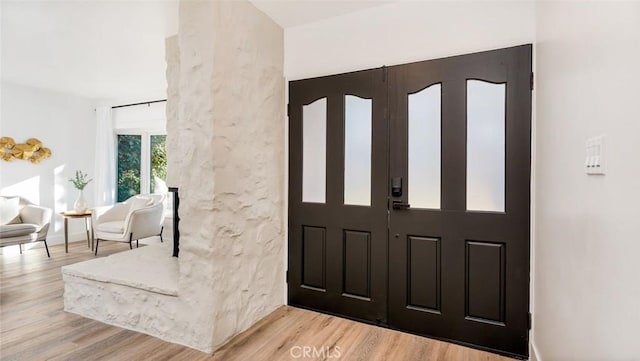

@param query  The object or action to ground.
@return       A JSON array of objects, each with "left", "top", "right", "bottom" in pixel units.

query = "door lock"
[{"left": 392, "top": 177, "right": 402, "bottom": 197}]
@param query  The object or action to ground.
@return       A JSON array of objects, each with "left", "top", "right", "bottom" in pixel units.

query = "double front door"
[{"left": 288, "top": 45, "right": 532, "bottom": 358}]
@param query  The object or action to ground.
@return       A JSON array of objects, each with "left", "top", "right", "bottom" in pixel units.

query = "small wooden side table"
[{"left": 60, "top": 211, "right": 94, "bottom": 253}]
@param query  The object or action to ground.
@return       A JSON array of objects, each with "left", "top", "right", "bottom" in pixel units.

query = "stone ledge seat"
[
  {"left": 62, "top": 242, "right": 178, "bottom": 296},
  {"left": 62, "top": 242, "right": 189, "bottom": 346}
]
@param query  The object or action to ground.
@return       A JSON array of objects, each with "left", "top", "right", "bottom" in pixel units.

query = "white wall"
[
  {"left": 533, "top": 2, "right": 640, "bottom": 360},
  {"left": 0, "top": 82, "right": 96, "bottom": 248},
  {"left": 285, "top": 1, "right": 535, "bottom": 80}
]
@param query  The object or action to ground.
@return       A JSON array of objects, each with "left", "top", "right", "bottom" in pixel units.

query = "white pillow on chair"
[{"left": 0, "top": 197, "right": 20, "bottom": 225}]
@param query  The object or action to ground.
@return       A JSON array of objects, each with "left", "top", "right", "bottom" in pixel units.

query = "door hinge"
[
  {"left": 527, "top": 312, "right": 532, "bottom": 330},
  {"left": 530, "top": 72, "right": 534, "bottom": 91},
  {"left": 287, "top": 103, "right": 291, "bottom": 117},
  {"left": 286, "top": 270, "right": 289, "bottom": 284}
]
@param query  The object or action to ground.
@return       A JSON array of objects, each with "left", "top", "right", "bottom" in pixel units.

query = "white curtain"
[{"left": 94, "top": 106, "right": 116, "bottom": 206}]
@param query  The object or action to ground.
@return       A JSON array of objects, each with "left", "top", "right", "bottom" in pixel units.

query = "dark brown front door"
[
  {"left": 387, "top": 46, "right": 532, "bottom": 357},
  {"left": 288, "top": 69, "right": 388, "bottom": 323},
  {"left": 288, "top": 45, "right": 532, "bottom": 358}
]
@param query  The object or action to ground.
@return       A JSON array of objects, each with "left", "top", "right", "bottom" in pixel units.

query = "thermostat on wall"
[{"left": 585, "top": 135, "right": 605, "bottom": 175}]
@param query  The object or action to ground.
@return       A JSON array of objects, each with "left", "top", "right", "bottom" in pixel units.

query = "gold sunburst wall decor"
[{"left": 0, "top": 137, "right": 52, "bottom": 164}]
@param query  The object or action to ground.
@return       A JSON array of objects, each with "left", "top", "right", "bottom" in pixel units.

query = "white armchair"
[
  {"left": 0, "top": 196, "right": 53, "bottom": 257},
  {"left": 93, "top": 194, "right": 165, "bottom": 255}
]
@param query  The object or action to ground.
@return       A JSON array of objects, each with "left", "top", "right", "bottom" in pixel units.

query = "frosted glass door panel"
[
  {"left": 408, "top": 84, "right": 441, "bottom": 209},
  {"left": 344, "top": 95, "right": 372, "bottom": 206},
  {"left": 302, "top": 98, "right": 327, "bottom": 203},
  {"left": 466, "top": 80, "right": 505, "bottom": 212}
]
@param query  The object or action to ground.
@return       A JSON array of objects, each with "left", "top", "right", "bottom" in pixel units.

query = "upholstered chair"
[
  {"left": 0, "top": 196, "right": 53, "bottom": 257},
  {"left": 93, "top": 194, "right": 165, "bottom": 255}
]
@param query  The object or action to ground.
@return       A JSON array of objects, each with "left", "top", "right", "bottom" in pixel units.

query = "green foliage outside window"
[
  {"left": 150, "top": 135, "right": 167, "bottom": 193},
  {"left": 116, "top": 134, "right": 167, "bottom": 201},
  {"left": 117, "top": 134, "right": 141, "bottom": 202}
]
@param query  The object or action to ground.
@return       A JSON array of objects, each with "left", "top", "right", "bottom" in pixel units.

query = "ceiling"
[
  {"left": 1, "top": 1, "right": 179, "bottom": 101},
  {"left": 250, "top": 0, "right": 390, "bottom": 28},
  {"left": 0, "top": 1, "right": 388, "bottom": 101}
]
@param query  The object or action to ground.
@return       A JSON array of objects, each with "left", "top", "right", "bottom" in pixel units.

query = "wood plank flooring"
[{"left": 1, "top": 242, "right": 515, "bottom": 361}]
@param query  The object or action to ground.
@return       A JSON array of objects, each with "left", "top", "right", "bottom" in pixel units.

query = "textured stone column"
[
  {"left": 169, "top": 0, "right": 285, "bottom": 352},
  {"left": 208, "top": 1, "right": 285, "bottom": 348}
]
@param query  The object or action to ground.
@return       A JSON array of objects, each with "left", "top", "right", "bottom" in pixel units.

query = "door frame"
[{"left": 286, "top": 44, "right": 533, "bottom": 359}]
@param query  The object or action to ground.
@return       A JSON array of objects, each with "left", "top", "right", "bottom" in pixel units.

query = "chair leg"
[
  {"left": 136, "top": 239, "right": 139, "bottom": 248},
  {"left": 19, "top": 244, "right": 22, "bottom": 254},
  {"left": 129, "top": 233, "right": 133, "bottom": 250},
  {"left": 95, "top": 238, "right": 100, "bottom": 256},
  {"left": 160, "top": 226, "right": 164, "bottom": 243},
  {"left": 43, "top": 239, "right": 50, "bottom": 258}
]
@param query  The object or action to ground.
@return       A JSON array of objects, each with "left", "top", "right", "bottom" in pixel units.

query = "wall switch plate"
[{"left": 586, "top": 135, "right": 605, "bottom": 175}]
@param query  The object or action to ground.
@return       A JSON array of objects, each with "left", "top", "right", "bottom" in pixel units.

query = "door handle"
[{"left": 392, "top": 200, "right": 411, "bottom": 210}]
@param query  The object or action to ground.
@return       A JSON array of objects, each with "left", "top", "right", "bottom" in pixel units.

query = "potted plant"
[{"left": 69, "top": 170, "right": 92, "bottom": 213}]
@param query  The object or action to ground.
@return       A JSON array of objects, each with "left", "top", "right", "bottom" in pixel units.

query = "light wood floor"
[{"left": 1, "top": 241, "right": 515, "bottom": 361}]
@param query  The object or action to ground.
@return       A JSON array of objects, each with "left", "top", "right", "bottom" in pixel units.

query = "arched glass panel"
[
  {"left": 408, "top": 84, "right": 441, "bottom": 209},
  {"left": 302, "top": 98, "right": 327, "bottom": 203},
  {"left": 466, "top": 80, "right": 506, "bottom": 212},
  {"left": 344, "top": 95, "right": 372, "bottom": 206}
]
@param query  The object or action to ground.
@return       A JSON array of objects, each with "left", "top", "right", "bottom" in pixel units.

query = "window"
[
  {"left": 116, "top": 132, "right": 167, "bottom": 202},
  {"left": 149, "top": 135, "right": 167, "bottom": 193},
  {"left": 117, "top": 134, "right": 142, "bottom": 201}
]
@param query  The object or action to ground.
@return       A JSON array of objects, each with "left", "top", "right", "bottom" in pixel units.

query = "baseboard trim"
[
  {"left": 10, "top": 232, "right": 87, "bottom": 249},
  {"left": 530, "top": 340, "right": 542, "bottom": 361},
  {"left": 46, "top": 232, "right": 88, "bottom": 246},
  {"left": 0, "top": 232, "right": 86, "bottom": 255}
]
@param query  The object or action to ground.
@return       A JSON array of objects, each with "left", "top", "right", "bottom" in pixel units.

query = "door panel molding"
[
  {"left": 301, "top": 226, "right": 327, "bottom": 290},
  {"left": 464, "top": 240, "right": 506, "bottom": 325},
  {"left": 407, "top": 236, "right": 441, "bottom": 313},
  {"left": 342, "top": 230, "right": 371, "bottom": 300}
]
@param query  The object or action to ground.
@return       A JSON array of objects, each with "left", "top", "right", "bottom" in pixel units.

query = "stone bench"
[{"left": 62, "top": 243, "right": 189, "bottom": 346}]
